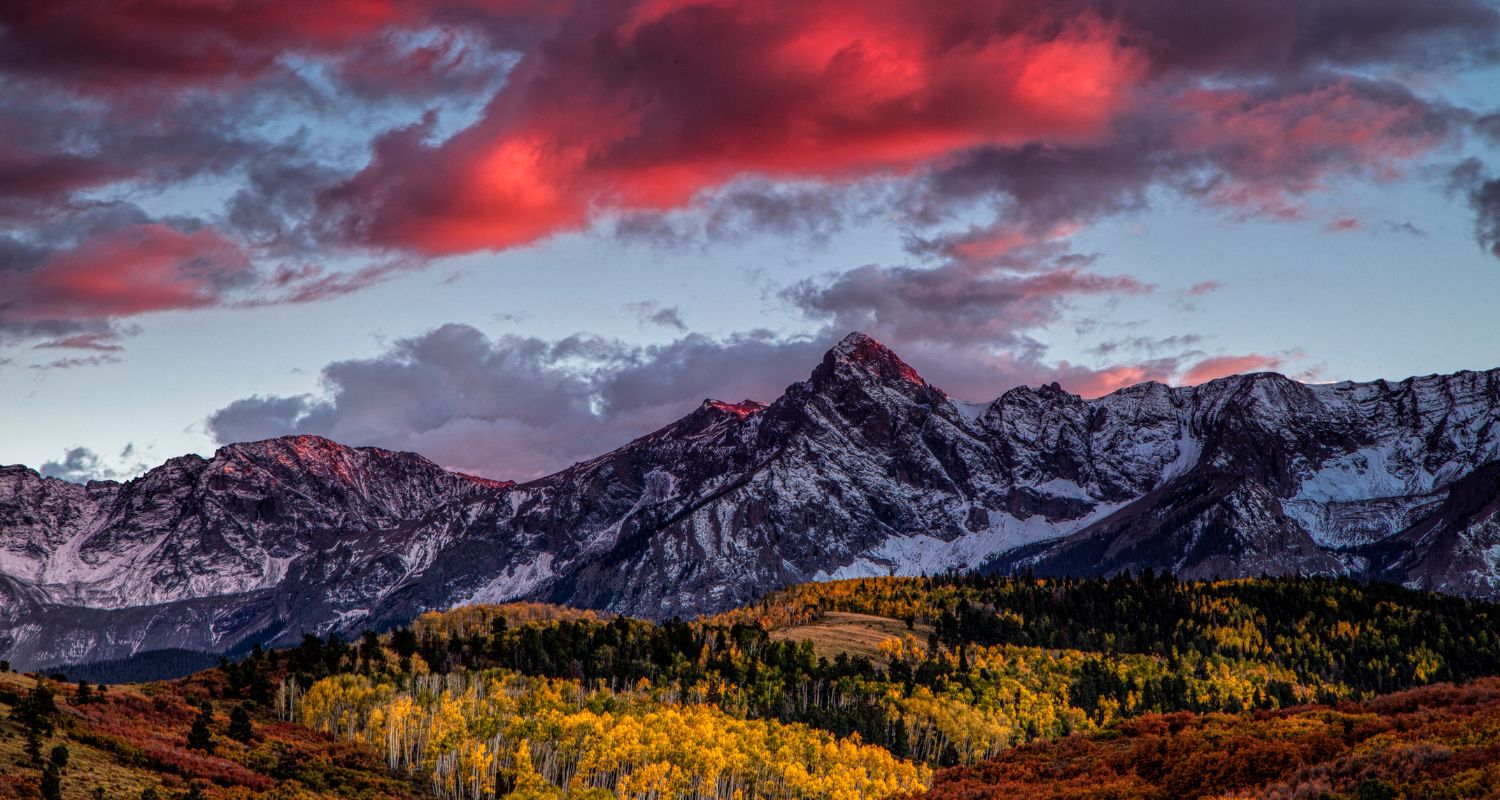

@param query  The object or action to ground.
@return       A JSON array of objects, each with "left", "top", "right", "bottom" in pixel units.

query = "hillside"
[
  {"left": 767, "top": 611, "right": 934, "bottom": 661},
  {"left": 2, "top": 575, "right": 1500, "bottom": 799},
  {"left": 906, "top": 679, "right": 1500, "bottom": 800},
  {"left": 0, "top": 666, "right": 421, "bottom": 800}
]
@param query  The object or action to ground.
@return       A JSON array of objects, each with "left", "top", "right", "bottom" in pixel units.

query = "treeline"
[
  {"left": 715, "top": 572, "right": 1500, "bottom": 693},
  {"left": 61, "top": 648, "right": 223, "bottom": 684}
]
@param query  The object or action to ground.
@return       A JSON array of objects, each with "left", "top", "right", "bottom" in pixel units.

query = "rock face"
[{"left": 3, "top": 332, "right": 1499, "bottom": 670}]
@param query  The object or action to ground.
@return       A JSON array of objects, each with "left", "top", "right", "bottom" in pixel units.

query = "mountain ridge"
[{"left": 3, "top": 332, "right": 1500, "bottom": 669}]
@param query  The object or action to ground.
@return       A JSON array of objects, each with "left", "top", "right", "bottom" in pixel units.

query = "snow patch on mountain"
[
  {"left": 820, "top": 501, "right": 1127, "bottom": 581},
  {"left": 462, "top": 554, "right": 557, "bottom": 605}
]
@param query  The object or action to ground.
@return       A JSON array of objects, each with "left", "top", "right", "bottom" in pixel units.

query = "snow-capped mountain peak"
[{"left": 816, "top": 331, "right": 934, "bottom": 389}]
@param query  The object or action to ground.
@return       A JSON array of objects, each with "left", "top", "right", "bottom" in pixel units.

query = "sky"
[{"left": 3, "top": 0, "right": 1500, "bottom": 482}]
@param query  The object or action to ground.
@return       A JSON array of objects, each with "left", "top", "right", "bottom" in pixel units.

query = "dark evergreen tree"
[
  {"left": 15, "top": 681, "right": 57, "bottom": 736},
  {"left": 25, "top": 730, "right": 43, "bottom": 765},
  {"left": 228, "top": 703, "right": 253, "bottom": 743},
  {"left": 40, "top": 764, "right": 62, "bottom": 800},
  {"left": 186, "top": 702, "right": 215, "bottom": 753},
  {"left": 391, "top": 627, "right": 418, "bottom": 659}
]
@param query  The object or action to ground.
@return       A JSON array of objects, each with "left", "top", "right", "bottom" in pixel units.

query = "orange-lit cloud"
[
  {"left": 1181, "top": 354, "right": 1284, "bottom": 385},
  {"left": 1171, "top": 80, "right": 1452, "bottom": 219}
]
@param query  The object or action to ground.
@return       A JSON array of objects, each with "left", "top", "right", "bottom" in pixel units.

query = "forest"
[
  {"left": 274, "top": 574, "right": 1500, "bottom": 764},
  {"left": 5, "top": 574, "right": 1500, "bottom": 800}
]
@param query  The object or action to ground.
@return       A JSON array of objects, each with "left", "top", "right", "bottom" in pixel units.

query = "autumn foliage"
[
  {"left": 0, "top": 665, "right": 423, "bottom": 800},
  {"left": 4, "top": 574, "right": 1500, "bottom": 800},
  {"left": 297, "top": 670, "right": 929, "bottom": 800},
  {"left": 903, "top": 678, "right": 1500, "bottom": 800},
  {"left": 348, "top": 574, "right": 1498, "bottom": 769}
]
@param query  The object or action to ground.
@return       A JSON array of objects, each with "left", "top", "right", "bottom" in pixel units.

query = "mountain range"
[{"left": 3, "top": 331, "right": 1499, "bottom": 671}]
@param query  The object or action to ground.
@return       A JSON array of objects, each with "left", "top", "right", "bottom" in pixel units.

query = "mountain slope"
[
  {"left": 0, "top": 437, "right": 511, "bottom": 668},
  {"left": 3, "top": 332, "right": 1500, "bottom": 669}
]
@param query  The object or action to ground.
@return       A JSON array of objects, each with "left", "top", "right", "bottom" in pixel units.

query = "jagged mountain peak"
[
  {"left": 814, "top": 331, "right": 934, "bottom": 390},
  {"left": 998, "top": 380, "right": 1084, "bottom": 406},
  {"left": 454, "top": 472, "right": 517, "bottom": 490},
  {"left": 216, "top": 433, "right": 381, "bottom": 464},
  {"left": 209, "top": 433, "right": 511, "bottom": 490}
]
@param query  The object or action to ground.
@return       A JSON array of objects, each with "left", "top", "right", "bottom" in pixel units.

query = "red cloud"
[
  {"left": 1181, "top": 353, "right": 1283, "bottom": 385},
  {"left": 0, "top": 145, "right": 128, "bottom": 212},
  {"left": 1048, "top": 352, "right": 1293, "bottom": 398},
  {"left": 1065, "top": 363, "right": 1179, "bottom": 398},
  {"left": 320, "top": 1, "right": 1146, "bottom": 254},
  {"left": 2, "top": 224, "right": 253, "bottom": 320},
  {"left": 1172, "top": 80, "right": 1452, "bottom": 218},
  {"left": 314, "top": 5, "right": 1471, "bottom": 257}
]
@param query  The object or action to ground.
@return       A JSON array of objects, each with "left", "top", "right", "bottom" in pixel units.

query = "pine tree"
[
  {"left": 25, "top": 730, "right": 43, "bottom": 765},
  {"left": 16, "top": 681, "right": 58, "bottom": 736},
  {"left": 49, "top": 743, "right": 69, "bottom": 769},
  {"left": 391, "top": 627, "right": 419, "bottom": 659},
  {"left": 15, "top": 680, "right": 56, "bottom": 766},
  {"left": 359, "top": 631, "right": 381, "bottom": 671},
  {"left": 40, "top": 765, "right": 62, "bottom": 800},
  {"left": 228, "top": 703, "right": 253, "bottom": 743},
  {"left": 186, "top": 703, "right": 215, "bottom": 753}
]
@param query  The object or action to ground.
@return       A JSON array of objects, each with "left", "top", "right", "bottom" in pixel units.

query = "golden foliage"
[{"left": 300, "top": 671, "right": 930, "bottom": 800}]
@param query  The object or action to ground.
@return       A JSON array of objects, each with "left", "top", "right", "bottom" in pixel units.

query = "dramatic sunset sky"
[{"left": 3, "top": 0, "right": 1500, "bottom": 480}]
